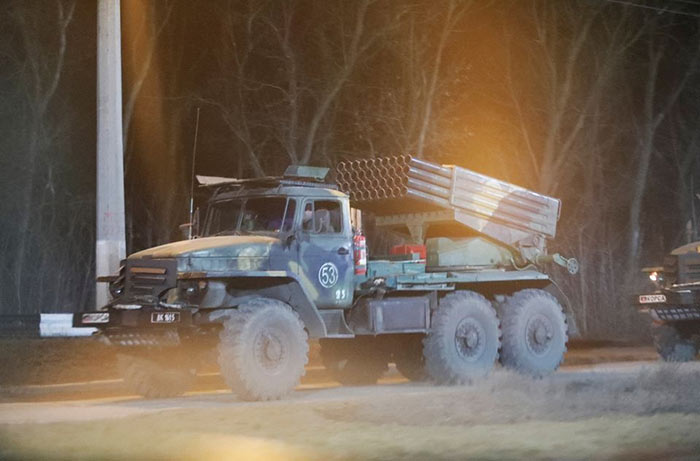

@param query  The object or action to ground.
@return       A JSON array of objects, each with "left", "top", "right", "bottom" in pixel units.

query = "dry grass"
[
  {"left": 0, "top": 339, "right": 117, "bottom": 386},
  {"left": 2, "top": 364, "right": 700, "bottom": 460},
  {"left": 322, "top": 363, "right": 700, "bottom": 426}
]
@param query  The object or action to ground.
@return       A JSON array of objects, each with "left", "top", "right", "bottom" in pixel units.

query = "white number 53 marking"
[{"left": 318, "top": 262, "right": 339, "bottom": 288}]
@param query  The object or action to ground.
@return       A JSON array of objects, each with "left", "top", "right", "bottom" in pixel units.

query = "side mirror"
[
  {"left": 179, "top": 223, "right": 193, "bottom": 240},
  {"left": 179, "top": 208, "right": 200, "bottom": 240},
  {"left": 280, "top": 230, "right": 296, "bottom": 248}
]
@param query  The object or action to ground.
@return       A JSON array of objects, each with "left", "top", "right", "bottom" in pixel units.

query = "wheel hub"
[
  {"left": 264, "top": 334, "right": 283, "bottom": 361},
  {"left": 526, "top": 314, "right": 553, "bottom": 356},
  {"left": 454, "top": 318, "right": 486, "bottom": 361},
  {"left": 254, "top": 330, "right": 286, "bottom": 371}
]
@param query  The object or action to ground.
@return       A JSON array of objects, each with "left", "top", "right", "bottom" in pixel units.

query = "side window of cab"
[{"left": 301, "top": 200, "right": 342, "bottom": 234}]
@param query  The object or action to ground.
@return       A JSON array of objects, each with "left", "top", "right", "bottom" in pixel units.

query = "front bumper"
[
  {"left": 649, "top": 306, "right": 700, "bottom": 321},
  {"left": 633, "top": 291, "right": 700, "bottom": 322},
  {"left": 74, "top": 308, "right": 194, "bottom": 329},
  {"left": 74, "top": 308, "right": 200, "bottom": 346}
]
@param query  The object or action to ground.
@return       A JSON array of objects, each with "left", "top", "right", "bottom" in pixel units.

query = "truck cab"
[{"left": 199, "top": 179, "right": 355, "bottom": 309}]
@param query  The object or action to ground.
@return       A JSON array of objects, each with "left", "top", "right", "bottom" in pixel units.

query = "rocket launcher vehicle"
[{"left": 335, "top": 156, "right": 578, "bottom": 274}]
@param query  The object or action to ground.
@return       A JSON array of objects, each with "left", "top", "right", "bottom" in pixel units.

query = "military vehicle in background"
[
  {"left": 635, "top": 242, "right": 700, "bottom": 361},
  {"left": 75, "top": 156, "right": 578, "bottom": 400}
]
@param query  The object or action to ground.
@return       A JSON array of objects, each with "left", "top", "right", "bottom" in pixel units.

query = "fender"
[
  {"left": 543, "top": 279, "right": 580, "bottom": 338},
  {"left": 195, "top": 270, "right": 327, "bottom": 338}
]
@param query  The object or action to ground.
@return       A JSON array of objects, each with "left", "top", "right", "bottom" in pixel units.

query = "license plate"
[
  {"left": 639, "top": 294, "right": 666, "bottom": 304},
  {"left": 82, "top": 313, "right": 110, "bottom": 324},
  {"left": 151, "top": 312, "right": 180, "bottom": 323}
]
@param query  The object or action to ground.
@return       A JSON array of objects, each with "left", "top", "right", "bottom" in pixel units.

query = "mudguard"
[
  {"left": 543, "top": 280, "right": 579, "bottom": 338},
  {"left": 197, "top": 270, "right": 327, "bottom": 338}
]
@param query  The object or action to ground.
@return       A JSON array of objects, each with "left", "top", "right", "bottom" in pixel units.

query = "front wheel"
[
  {"left": 499, "top": 289, "right": 568, "bottom": 376},
  {"left": 218, "top": 298, "right": 309, "bottom": 401},
  {"left": 423, "top": 291, "right": 500, "bottom": 384}
]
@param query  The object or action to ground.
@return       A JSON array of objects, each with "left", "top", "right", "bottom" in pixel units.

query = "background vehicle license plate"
[{"left": 638, "top": 294, "right": 666, "bottom": 304}]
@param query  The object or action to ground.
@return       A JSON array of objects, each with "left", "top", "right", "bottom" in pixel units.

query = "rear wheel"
[
  {"left": 218, "top": 298, "right": 308, "bottom": 401},
  {"left": 423, "top": 291, "right": 500, "bottom": 384},
  {"left": 117, "top": 352, "right": 196, "bottom": 399},
  {"left": 653, "top": 323, "right": 697, "bottom": 362},
  {"left": 499, "top": 289, "right": 568, "bottom": 376},
  {"left": 320, "top": 337, "right": 389, "bottom": 385}
]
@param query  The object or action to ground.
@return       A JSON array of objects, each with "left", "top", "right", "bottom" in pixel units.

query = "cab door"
[{"left": 296, "top": 197, "right": 354, "bottom": 308}]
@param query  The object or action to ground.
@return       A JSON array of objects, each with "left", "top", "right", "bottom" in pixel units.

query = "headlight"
[
  {"left": 108, "top": 264, "right": 126, "bottom": 299},
  {"left": 108, "top": 283, "right": 123, "bottom": 299},
  {"left": 180, "top": 279, "right": 208, "bottom": 300},
  {"left": 648, "top": 271, "right": 663, "bottom": 284}
]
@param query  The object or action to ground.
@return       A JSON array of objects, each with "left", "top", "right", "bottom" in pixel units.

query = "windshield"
[{"left": 204, "top": 197, "right": 295, "bottom": 236}]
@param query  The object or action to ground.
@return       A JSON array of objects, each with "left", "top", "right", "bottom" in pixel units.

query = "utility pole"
[{"left": 96, "top": 0, "right": 126, "bottom": 308}]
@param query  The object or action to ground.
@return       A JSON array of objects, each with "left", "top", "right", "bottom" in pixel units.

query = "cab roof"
[
  {"left": 208, "top": 181, "right": 347, "bottom": 202},
  {"left": 197, "top": 165, "right": 346, "bottom": 202}
]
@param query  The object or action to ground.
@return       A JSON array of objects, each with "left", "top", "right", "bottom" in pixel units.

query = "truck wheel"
[
  {"left": 218, "top": 298, "right": 308, "bottom": 401},
  {"left": 117, "top": 353, "right": 195, "bottom": 399},
  {"left": 500, "top": 289, "right": 568, "bottom": 376},
  {"left": 393, "top": 335, "right": 426, "bottom": 381},
  {"left": 653, "top": 324, "right": 697, "bottom": 362},
  {"left": 423, "top": 291, "right": 500, "bottom": 384},
  {"left": 320, "top": 337, "right": 389, "bottom": 385}
]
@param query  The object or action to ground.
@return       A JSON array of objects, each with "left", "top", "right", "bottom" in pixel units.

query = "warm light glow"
[{"left": 649, "top": 271, "right": 658, "bottom": 282}]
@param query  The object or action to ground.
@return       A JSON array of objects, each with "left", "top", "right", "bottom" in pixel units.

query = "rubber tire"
[
  {"left": 320, "top": 337, "right": 389, "bottom": 385},
  {"left": 423, "top": 291, "right": 500, "bottom": 384},
  {"left": 500, "top": 289, "right": 568, "bottom": 376},
  {"left": 117, "top": 353, "right": 195, "bottom": 399},
  {"left": 218, "top": 298, "right": 308, "bottom": 401},
  {"left": 653, "top": 324, "right": 697, "bottom": 362},
  {"left": 393, "top": 335, "right": 426, "bottom": 381}
]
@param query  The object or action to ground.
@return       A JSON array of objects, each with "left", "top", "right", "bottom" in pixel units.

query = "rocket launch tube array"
[{"left": 335, "top": 155, "right": 561, "bottom": 241}]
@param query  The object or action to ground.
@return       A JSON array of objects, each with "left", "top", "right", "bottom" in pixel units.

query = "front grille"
[
  {"left": 125, "top": 258, "right": 177, "bottom": 300},
  {"left": 653, "top": 307, "right": 700, "bottom": 321},
  {"left": 103, "top": 330, "right": 180, "bottom": 347}
]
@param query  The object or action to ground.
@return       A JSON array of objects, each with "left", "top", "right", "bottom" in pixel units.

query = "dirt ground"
[
  {"left": 1, "top": 362, "right": 700, "bottom": 460},
  {"left": 0, "top": 337, "right": 658, "bottom": 387}
]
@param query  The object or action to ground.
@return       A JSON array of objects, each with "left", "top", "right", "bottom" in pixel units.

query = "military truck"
[
  {"left": 635, "top": 241, "right": 700, "bottom": 361},
  {"left": 75, "top": 156, "right": 578, "bottom": 400}
]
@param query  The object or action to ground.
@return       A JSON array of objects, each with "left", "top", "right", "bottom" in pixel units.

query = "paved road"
[{"left": 1, "top": 359, "right": 687, "bottom": 425}]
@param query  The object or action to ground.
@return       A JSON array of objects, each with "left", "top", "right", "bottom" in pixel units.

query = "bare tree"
[
  {"left": 207, "top": 0, "right": 383, "bottom": 176},
  {"left": 121, "top": 2, "right": 190, "bottom": 249},
  {"left": 122, "top": 0, "right": 174, "bottom": 156},
  {"left": 625, "top": 20, "right": 700, "bottom": 272},
  {"left": 336, "top": 1, "right": 475, "bottom": 162},
  {"left": 668, "top": 107, "right": 700, "bottom": 241},
  {"left": 203, "top": 0, "right": 270, "bottom": 177},
  {"left": 414, "top": 0, "right": 471, "bottom": 158},
  {"left": 499, "top": 1, "right": 657, "bottom": 337},
  {"left": 10, "top": 0, "right": 76, "bottom": 309}
]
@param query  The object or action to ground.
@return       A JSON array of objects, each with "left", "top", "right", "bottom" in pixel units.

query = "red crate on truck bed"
[{"left": 390, "top": 244, "right": 426, "bottom": 260}]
